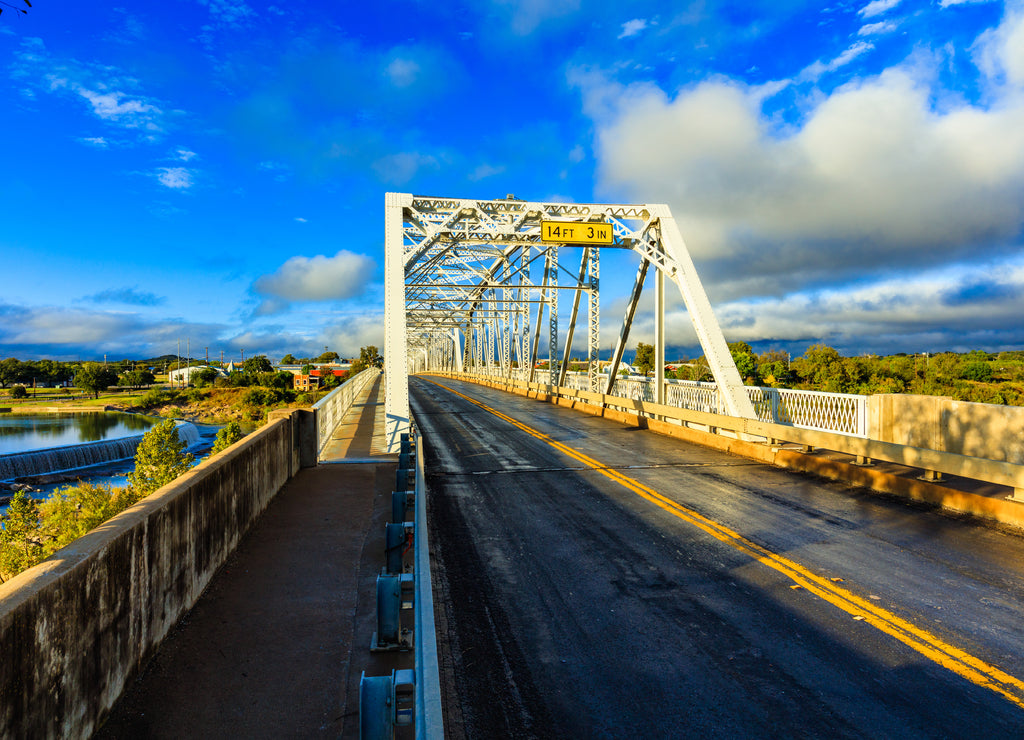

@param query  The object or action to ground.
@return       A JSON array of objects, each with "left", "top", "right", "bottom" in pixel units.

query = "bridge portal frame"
[{"left": 383, "top": 192, "right": 755, "bottom": 452}]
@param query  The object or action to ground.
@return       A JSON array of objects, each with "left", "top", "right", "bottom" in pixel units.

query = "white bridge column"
[
  {"left": 384, "top": 192, "right": 412, "bottom": 452},
  {"left": 651, "top": 204, "right": 755, "bottom": 420}
]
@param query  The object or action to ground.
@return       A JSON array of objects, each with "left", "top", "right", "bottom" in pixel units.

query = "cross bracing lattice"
[{"left": 383, "top": 193, "right": 755, "bottom": 451}]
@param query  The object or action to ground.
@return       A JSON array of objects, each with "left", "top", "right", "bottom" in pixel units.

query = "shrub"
[
  {"left": 211, "top": 421, "right": 245, "bottom": 454},
  {"left": 10, "top": 385, "right": 27, "bottom": 399},
  {"left": 961, "top": 361, "right": 993, "bottom": 382},
  {"left": 138, "top": 388, "right": 171, "bottom": 409}
]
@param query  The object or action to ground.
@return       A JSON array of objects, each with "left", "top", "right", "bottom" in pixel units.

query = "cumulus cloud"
[
  {"left": 253, "top": 250, "right": 376, "bottom": 303},
  {"left": 859, "top": 0, "right": 901, "bottom": 19},
  {"left": 618, "top": 19, "right": 648, "bottom": 39},
  {"left": 576, "top": 25, "right": 1024, "bottom": 304},
  {"left": 859, "top": 20, "right": 899, "bottom": 36},
  {"left": 973, "top": 7, "right": 1024, "bottom": 87},
  {"left": 0, "top": 302, "right": 228, "bottom": 360},
  {"left": 79, "top": 136, "right": 108, "bottom": 147},
  {"left": 156, "top": 167, "right": 194, "bottom": 189}
]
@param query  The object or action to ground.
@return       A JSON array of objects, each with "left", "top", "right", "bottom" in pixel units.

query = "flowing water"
[{"left": 0, "top": 413, "right": 219, "bottom": 511}]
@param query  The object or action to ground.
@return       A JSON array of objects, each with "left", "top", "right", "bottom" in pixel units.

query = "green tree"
[
  {"left": 211, "top": 421, "right": 245, "bottom": 455},
  {"left": 127, "top": 419, "right": 195, "bottom": 496},
  {"left": 10, "top": 385, "right": 27, "bottom": 399},
  {"left": 0, "top": 357, "right": 25, "bottom": 388},
  {"left": 349, "top": 346, "right": 383, "bottom": 375},
  {"left": 191, "top": 366, "right": 219, "bottom": 387},
  {"left": 961, "top": 361, "right": 993, "bottom": 382},
  {"left": 37, "top": 483, "right": 143, "bottom": 555},
  {"left": 316, "top": 350, "right": 340, "bottom": 363},
  {"left": 75, "top": 362, "right": 119, "bottom": 399},
  {"left": 0, "top": 490, "right": 43, "bottom": 582},
  {"left": 119, "top": 368, "right": 156, "bottom": 389},
  {"left": 301, "top": 363, "right": 315, "bottom": 376},
  {"left": 280, "top": 353, "right": 298, "bottom": 365},
  {"left": 634, "top": 343, "right": 655, "bottom": 375},
  {"left": 242, "top": 355, "right": 274, "bottom": 374}
]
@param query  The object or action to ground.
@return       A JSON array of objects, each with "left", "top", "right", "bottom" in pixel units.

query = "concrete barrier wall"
[
  {"left": 870, "top": 395, "right": 1024, "bottom": 465},
  {"left": 0, "top": 409, "right": 313, "bottom": 739}
]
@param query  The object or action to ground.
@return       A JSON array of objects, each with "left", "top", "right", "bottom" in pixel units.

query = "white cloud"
[
  {"left": 940, "top": 0, "right": 995, "bottom": 6},
  {"left": 468, "top": 163, "right": 506, "bottom": 181},
  {"left": 79, "top": 137, "right": 108, "bottom": 147},
  {"left": 177, "top": 149, "right": 197, "bottom": 161},
  {"left": 618, "top": 19, "right": 648, "bottom": 39},
  {"left": 15, "top": 38, "right": 167, "bottom": 136},
  {"left": 294, "top": 217, "right": 308, "bottom": 223},
  {"left": 386, "top": 58, "right": 421, "bottom": 88},
  {"left": 859, "top": 20, "right": 899, "bottom": 36},
  {"left": 973, "top": 8, "right": 1024, "bottom": 87},
  {"left": 253, "top": 250, "right": 376, "bottom": 302},
  {"left": 491, "top": 0, "right": 581, "bottom": 35},
  {"left": 859, "top": 0, "right": 901, "bottom": 18},
  {"left": 577, "top": 25, "right": 1024, "bottom": 305},
  {"left": 156, "top": 167, "right": 194, "bottom": 189},
  {"left": 799, "top": 41, "right": 874, "bottom": 81}
]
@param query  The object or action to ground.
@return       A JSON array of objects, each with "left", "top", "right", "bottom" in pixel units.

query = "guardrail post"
[
  {"left": 392, "top": 490, "right": 409, "bottom": 523},
  {"left": 371, "top": 574, "right": 413, "bottom": 651},
  {"left": 384, "top": 521, "right": 412, "bottom": 575},
  {"left": 359, "top": 669, "right": 416, "bottom": 739}
]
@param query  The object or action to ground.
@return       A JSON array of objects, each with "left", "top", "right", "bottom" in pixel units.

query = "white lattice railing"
[{"left": 455, "top": 368, "right": 868, "bottom": 438}]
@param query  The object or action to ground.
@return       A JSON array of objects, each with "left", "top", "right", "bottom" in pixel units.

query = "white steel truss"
[{"left": 383, "top": 193, "right": 755, "bottom": 451}]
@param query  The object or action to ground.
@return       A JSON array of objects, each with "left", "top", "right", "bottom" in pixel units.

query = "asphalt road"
[{"left": 413, "top": 376, "right": 1024, "bottom": 739}]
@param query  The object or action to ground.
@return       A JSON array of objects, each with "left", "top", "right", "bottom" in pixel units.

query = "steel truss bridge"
[{"left": 383, "top": 192, "right": 756, "bottom": 451}]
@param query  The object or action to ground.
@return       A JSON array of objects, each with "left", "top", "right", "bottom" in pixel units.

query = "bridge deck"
[
  {"left": 320, "top": 374, "right": 396, "bottom": 462},
  {"left": 96, "top": 376, "right": 404, "bottom": 738}
]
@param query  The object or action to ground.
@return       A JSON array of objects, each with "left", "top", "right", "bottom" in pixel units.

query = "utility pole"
[{"left": 205, "top": 346, "right": 209, "bottom": 366}]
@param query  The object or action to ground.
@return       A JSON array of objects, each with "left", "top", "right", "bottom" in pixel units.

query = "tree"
[
  {"left": 280, "top": 354, "right": 298, "bottom": 365},
  {"left": 10, "top": 385, "right": 27, "bottom": 399},
  {"left": 211, "top": 421, "right": 245, "bottom": 455},
  {"left": 191, "top": 366, "right": 219, "bottom": 387},
  {"left": 961, "top": 361, "right": 993, "bottom": 382},
  {"left": 75, "top": 362, "right": 119, "bottom": 399},
  {"left": 0, "top": 490, "right": 43, "bottom": 582},
  {"left": 0, "top": 357, "right": 25, "bottom": 388},
  {"left": 635, "top": 343, "right": 655, "bottom": 375},
  {"left": 301, "top": 363, "right": 315, "bottom": 376},
  {"left": 316, "top": 350, "right": 340, "bottom": 363},
  {"left": 242, "top": 355, "right": 274, "bottom": 374},
  {"left": 119, "top": 368, "right": 156, "bottom": 389},
  {"left": 127, "top": 419, "right": 195, "bottom": 496}
]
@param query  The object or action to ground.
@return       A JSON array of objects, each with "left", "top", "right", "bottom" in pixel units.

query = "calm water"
[{"left": 0, "top": 413, "right": 157, "bottom": 455}]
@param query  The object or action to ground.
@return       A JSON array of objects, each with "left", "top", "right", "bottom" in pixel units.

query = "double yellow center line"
[{"left": 424, "top": 378, "right": 1024, "bottom": 710}]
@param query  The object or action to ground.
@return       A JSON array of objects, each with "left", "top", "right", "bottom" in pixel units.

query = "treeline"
[{"left": 665, "top": 344, "right": 1024, "bottom": 405}]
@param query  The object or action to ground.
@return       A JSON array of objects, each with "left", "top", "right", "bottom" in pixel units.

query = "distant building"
[
  {"left": 167, "top": 366, "right": 228, "bottom": 385},
  {"left": 293, "top": 374, "right": 319, "bottom": 392}
]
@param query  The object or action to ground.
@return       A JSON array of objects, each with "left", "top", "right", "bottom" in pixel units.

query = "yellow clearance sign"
[{"left": 540, "top": 220, "right": 613, "bottom": 245}]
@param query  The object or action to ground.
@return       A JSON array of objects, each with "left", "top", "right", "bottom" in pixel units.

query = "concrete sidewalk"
[{"left": 95, "top": 379, "right": 406, "bottom": 739}]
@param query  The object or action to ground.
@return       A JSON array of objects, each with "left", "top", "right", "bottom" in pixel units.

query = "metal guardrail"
[
  {"left": 311, "top": 368, "right": 379, "bottom": 458},
  {"left": 359, "top": 427, "right": 444, "bottom": 740},
  {"left": 459, "top": 369, "right": 869, "bottom": 437},
  {"left": 436, "top": 371, "right": 1024, "bottom": 497}
]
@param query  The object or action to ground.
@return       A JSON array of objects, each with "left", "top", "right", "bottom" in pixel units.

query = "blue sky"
[{"left": 2, "top": 0, "right": 1023, "bottom": 362}]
